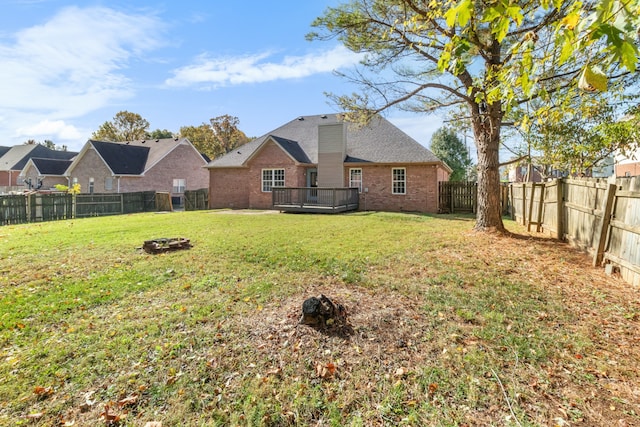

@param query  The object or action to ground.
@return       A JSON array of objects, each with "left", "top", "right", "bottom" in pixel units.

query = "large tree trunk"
[{"left": 473, "top": 103, "right": 505, "bottom": 232}]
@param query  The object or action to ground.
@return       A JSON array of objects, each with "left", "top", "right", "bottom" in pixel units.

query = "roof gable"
[{"left": 206, "top": 113, "right": 444, "bottom": 168}]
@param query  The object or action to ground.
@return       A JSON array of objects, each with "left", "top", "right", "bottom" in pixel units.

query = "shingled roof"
[
  {"left": 70, "top": 137, "right": 199, "bottom": 176},
  {"left": 207, "top": 114, "right": 443, "bottom": 168},
  {"left": 0, "top": 144, "right": 77, "bottom": 171},
  {"left": 90, "top": 140, "right": 150, "bottom": 175},
  {"left": 26, "top": 157, "right": 74, "bottom": 175}
]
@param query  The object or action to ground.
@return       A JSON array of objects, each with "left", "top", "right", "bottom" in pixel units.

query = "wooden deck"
[{"left": 272, "top": 187, "right": 359, "bottom": 213}]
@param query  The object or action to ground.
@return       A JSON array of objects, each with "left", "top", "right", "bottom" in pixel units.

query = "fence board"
[
  {"left": 438, "top": 182, "right": 477, "bottom": 213},
  {"left": 509, "top": 176, "right": 640, "bottom": 288},
  {"left": 184, "top": 188, "right": 209, "bottom": 211},
  {"left": 0, "top": 191, "right": 159, "bottom": 225}
]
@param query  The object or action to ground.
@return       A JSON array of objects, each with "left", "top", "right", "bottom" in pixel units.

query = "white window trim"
[
  {"left": 349, "top": 168, "right": 363, "bottom": 193},
  {"left": 392, "top": 167, "right": 406, "bottom": 195},
  {"left": 262, "top": 168, "right": 285, "bottom": 192}
]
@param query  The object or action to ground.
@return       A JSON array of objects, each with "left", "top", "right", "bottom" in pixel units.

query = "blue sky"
[{"left": 0, "top": 0, "right": 446, "bottom": 153}]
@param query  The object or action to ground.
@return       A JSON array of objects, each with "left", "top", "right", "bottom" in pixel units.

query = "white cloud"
[
  {"left": 0, "top": 6, "right": 164, "bottom": 145},
  {"left": 165, "top": 45, "right": 363, "bottom": 88},
  {"left": 15, "top": 119, "right": 83, "bottom": 141}
]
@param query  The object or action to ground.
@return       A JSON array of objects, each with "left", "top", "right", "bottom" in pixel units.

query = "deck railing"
[{"left": 272, "top": 187, "right": 359, "bottom": 213}]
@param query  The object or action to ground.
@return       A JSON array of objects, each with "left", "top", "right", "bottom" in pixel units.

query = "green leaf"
[
  {"left": 444, "top": 6, "right": 457, "bottom": 27},
  {"left": 578, "top": 65, "right": 608, "bottom": 92},
  {"left": 618, "top": 40, "right": 638, "bottom": 72},
  {"left": 457, "top": 0, "right": 473, "bottom": 27},
  {"left": 558, "top": 37, "right": 575, "bottom": 64}
]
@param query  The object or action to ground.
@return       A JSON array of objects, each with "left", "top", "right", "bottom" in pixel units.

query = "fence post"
[
  {"left": 450, "top": 183, "right": 454, "bottom": 213},
  {"left": 521, "top": 183, "right": 527, "bottom": 225},
  {"left": 592, "top": 183, "right": 617, "bottom": 267},
  {"left": 509, "top": 184, "right": 515, "bottom": 220},
  {"left": 535, "top": 182, "right": 545, "bottom": 232},
  {"left": 556, "top": 179, "right": 564, "bottom": 240}
]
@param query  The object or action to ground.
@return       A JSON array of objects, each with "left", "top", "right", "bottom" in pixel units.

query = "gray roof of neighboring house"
[
  {"left": 0, "top": 147, "right": 11, "bottom": 158},
  {"left": 207, "top": 113, "right": 442, "bottom": 168},
  {"left": 85, "top": 137, "right": 201, "bottom": 175},
  {"left": 29, "top": 157, "right": 74, "bottom": 175},
  {"left": 0, "top": 144, "right": 77, "bottom": 171},
  {"left": 89, "top": 140, "right": 150, "bottom": 175}
]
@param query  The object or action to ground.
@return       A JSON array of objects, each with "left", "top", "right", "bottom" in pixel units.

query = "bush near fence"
[{"left": 509, "top": 177, "right": 640, "bottom": 287}]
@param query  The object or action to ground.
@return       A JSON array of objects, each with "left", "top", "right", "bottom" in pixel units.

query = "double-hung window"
[
  {"left": 262, "top": 169, "right": 285, "bottom": 192},
  {"left": 173, "top": 178, "right": 186, "bottom": 193},
  {"left": 349, "top": 168, "right": 362, "bottom": 192},
  {"left": 392, "top": 168, "right": 406, "bottom": 195}
]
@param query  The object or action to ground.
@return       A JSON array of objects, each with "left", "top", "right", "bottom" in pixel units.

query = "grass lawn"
[{"left": 0, "top": 210, "right": 638, "bottom": 426}]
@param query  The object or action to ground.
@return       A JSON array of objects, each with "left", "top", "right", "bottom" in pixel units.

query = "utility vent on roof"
[
  {"left": 155, "top": 139, "right": 159, "bottom": 142},
  {"left": 298, "top": 116, "right": 304, "bottom": 121},
  {"left": 321, "top": 115, "right": 327, "bottom": 119},
  {"left": 141, "top": 140, "right": 146, "bottom": 143}
]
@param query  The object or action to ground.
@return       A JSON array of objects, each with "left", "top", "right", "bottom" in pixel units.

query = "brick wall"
[
  {"left": 616, "top": 162, "right": 640, "bottom": 177},
  {"left": 246, "top": 141, "right": 304, "bottom": 209},
  {"left": 68, "top": 148, "right": 113, "bottom": 193},
  {"left": 349, "top": 164, "right": 442, "bottom": 213},
  {"left": 208, "top": 141, "right": 309, "bottom": 210},
  {"left": 209, "top": 168, "right": 250, "bottom": 208}
]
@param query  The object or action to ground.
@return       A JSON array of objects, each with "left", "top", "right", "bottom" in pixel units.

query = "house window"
[
  {"left": 392, "top": 168, "right": 406, "bottom": 195},
  {"left": 88, "top": 177, "right": 94, "bottom": 194},
  {"left": 350, "top": 168, "right": 362, "bottom": 192},
  {"left": 173, "top": 179, "right": 186, "bottom": 193},
  {"left": 262, "top": 169, "right": 285, "bottom": 192},
  {"left": 105, "top": 177, "right": 113, "bottom": 191}
]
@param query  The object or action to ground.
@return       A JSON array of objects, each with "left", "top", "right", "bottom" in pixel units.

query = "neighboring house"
[
  {"left": 507, "top": 162, "right": 544, "bottom": 183},
  {"left": 615, "top": 149, "right": 640, "bottom": 177},
  {"left": 206, "top": 114, "right": 451, "bottom": 213},
  {"left": 19, "top": 158, "right": 73, "bottom": 190},
  {"left": 0, "top": 144, "right": 77, "bottom": 192},
  {"left": 65, "top": 138, "right": 209, "bottom": 203}
]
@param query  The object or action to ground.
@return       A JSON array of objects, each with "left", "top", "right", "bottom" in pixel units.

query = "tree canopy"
[
  {"left": 92, "top": 111, "right": 150, "bottom": 142},
  {"left": 147, "top": 129, "right": 175, "bottom": 139},
  {"left": 430, "top": 127, "right": 472, "bottom": 181},
  {"left": 309, "top": 0, "right": 640, "bottom": 232},
  {"left": 530, "top": 102, "right": 640, "bottom": 176},
  {"left": 180, "top": 115, "right": 250, "bottom": 160}
]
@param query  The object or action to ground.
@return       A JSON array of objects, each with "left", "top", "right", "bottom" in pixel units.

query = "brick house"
[
  {"left": 0, "top": 145, "right": 77, "bottom": 192},
  {"left": 65, "top": 138, "right": 209, "bottom": 202},
  {"left": 19, "top": 158, "right": 73, "bottom": 190},
  {"left": 207, "top": 114, "right": 451, "bottom": 213}
]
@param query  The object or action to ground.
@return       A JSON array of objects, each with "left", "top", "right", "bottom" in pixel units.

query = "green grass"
[{"left": 0, "top": 210, "right": 637, "bottom": 426}]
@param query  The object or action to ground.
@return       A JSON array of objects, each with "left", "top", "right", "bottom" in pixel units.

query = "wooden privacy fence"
[
  {"left": 509, "top": 177, "right": 640, "bottom": 286},
  {"left": 184, "top": 188, "right": 209, "bottom": 211},
  {"left": 438, "top": 181, "right": 510, "bottom": 214},
  {"left": 439, "top": 181, "right": 477, "bottom": 213},
  {"left": 0, "top": 191, "right": 159, "bottom": 225}
]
